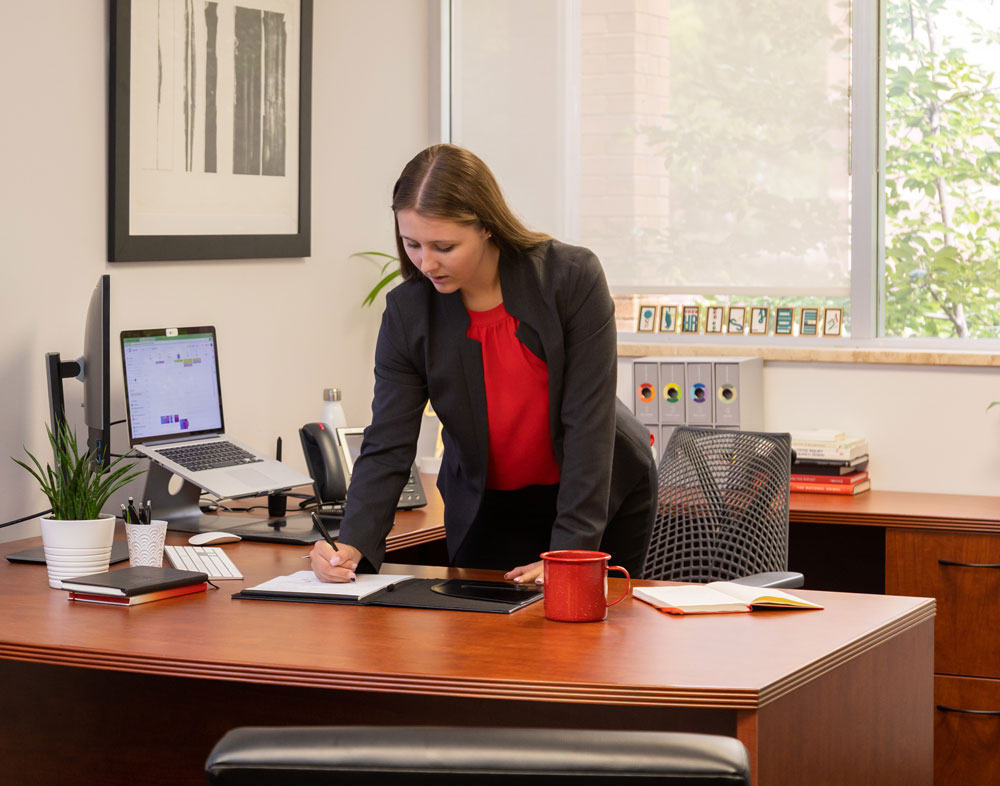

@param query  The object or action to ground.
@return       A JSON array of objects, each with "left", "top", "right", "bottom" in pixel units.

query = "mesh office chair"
[
  {"left": 205, "top": 726, "right": 751, "bottom": 785},
  {"left": 643, "top": 427, "right": 803, "bottom": 589}
]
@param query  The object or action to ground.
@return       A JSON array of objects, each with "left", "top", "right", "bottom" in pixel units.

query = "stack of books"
[
  {"left": 790, "top": 430, "right": 870, "bottom": 496},
  {"left": 59, "top": 566, "right": 208, "bottom": 606}
]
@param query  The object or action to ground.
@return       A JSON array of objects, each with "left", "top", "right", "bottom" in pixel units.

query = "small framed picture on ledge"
[
  {"left": 749, "top": 306, "right": 769, "bottom": 335},
  {"left": 658, "top": 305, "right": 677, "bottom": 333},
  {"left": 774, "top": 307, "right": 794, "bottom": 336},
  {"left": 823, "top": 307, "right": 843, "bottom": 337},
  {"left": 637, "top": 305, "right": 657, "bottom": 332},
  {"left": 727, "top": 306, "right": 747, "bottom": 334},
  {"left": 800, "top": 308, "right": 819, "bottom": 336},
  {"left": 705, "top": 306, "right": 724, "bottom": 333},
  {"left": 681, "top": 305, "right": 701, "bottom": 333}
]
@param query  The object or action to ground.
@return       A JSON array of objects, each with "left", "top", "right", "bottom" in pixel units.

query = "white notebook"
[{"left": 242, "top": 570, "right": 413, "bottom": 601}]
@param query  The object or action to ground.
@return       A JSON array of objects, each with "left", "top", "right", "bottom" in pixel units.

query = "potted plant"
[
  {"left": 352, "top": 250, "right": 400, "bottom": 307},
  {"left": 13, "top": 420, "right": 144, "bottom": 588}
]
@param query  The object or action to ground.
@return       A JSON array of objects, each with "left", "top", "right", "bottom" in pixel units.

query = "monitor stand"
[{"left": 141, "top": 463, "right": 326, "bottom": 545}]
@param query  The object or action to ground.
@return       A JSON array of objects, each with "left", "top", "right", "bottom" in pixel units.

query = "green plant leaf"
[
  {"left": 362, "top": 270, "right": 402, "bottom": 307},
  {"left": 350, "top": 251, "right": 398, "bottom": 261},
  {"left": 352, "top": 251, "right": 401, "bottom": 307},
  {"left": 11, "top": 420, "right": 145, "bottom": 521}
]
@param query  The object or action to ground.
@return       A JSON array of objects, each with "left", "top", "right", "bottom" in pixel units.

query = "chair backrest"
[
  {"left": 205, "top": 726, "right": 751, "bottom": 785},
  {"left": 643, "top": 427, "right": 792, "bottom": 582}
]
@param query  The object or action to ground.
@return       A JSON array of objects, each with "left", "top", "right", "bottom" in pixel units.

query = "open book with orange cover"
[{"left": 632, "top": 581, "right": 823, "bottom": 615}]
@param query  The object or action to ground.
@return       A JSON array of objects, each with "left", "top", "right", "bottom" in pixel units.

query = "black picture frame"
[{"left": 109, "top": 0, "right": 312, "bottom": 262}]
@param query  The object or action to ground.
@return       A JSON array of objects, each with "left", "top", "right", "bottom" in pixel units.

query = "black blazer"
[{"left": 338, "top": 239, "right": 649, "bottom": 570}]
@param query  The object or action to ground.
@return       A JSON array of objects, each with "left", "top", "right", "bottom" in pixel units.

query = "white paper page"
[
  {"left": 707, "top": 582, "right": 821, "bottom": 608},
  {"left": 633, "top": 585, "right": 747, "bottom": 609},
  {"left": 246, "top": 571, "right": 413, "bottom": 600}
]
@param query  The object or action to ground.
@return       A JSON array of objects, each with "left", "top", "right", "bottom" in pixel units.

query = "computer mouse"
[{"left": 188, "top": 531, "right": 242, "bottom": 546}]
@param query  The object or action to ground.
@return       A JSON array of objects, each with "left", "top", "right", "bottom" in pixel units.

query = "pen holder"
[{"left": 125, "top": 520, "right": 168, "bottom": 568}]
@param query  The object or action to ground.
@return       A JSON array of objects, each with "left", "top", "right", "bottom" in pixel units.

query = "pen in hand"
[
  {"left": 311, "top": 511, "right": 355, "bottom": 582},
  {"left": 311, "top": 511, "right": 339, "bottom": 552}
]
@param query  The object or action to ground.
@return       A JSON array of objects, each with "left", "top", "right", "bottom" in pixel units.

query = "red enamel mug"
[{"left": 540, "top": 550, "right": 631, "bottom": 622}]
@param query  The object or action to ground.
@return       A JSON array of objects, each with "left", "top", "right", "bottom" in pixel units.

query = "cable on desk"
[
  {"left": 1, "top": 509, "right": 53, "bottom": 528},
  {"left": 197, "top": 494, "right": 339, "bottom": 516}
]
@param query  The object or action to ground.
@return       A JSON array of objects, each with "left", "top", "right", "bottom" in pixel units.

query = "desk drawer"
[
  {"left": 935, "top": 675, "right": 1000, "bottom": 786},
  {"left": 886, "top": 529, "right": 1000, "bottom": 679}
]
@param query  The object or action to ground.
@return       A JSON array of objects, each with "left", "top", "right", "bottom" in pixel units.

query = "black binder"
[{"left": 232, "top": 578, "right": 543, "bottom": 614}]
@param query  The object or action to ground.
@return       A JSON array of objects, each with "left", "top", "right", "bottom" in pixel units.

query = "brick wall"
[{"left": 580, "top": 0, "right": 671, "bottom": 284}]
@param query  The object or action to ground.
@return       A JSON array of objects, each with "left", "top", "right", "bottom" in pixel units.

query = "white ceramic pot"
[{"left": 40, "top": 514, "right": 116, "bottom": 589}]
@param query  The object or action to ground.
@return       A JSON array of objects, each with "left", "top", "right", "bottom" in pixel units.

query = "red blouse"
[{"left": 466, "top": 303, "right": 561, "bottom": 490}]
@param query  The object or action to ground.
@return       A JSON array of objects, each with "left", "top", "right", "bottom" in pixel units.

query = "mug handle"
[{"left": 606, "top": 565, "right": 631, "bottom": 607}]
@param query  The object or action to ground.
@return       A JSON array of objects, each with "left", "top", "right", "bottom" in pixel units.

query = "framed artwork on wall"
[
  {"left": 749, "top": 306, "right": 769, "bottom": 335},
  {"left": 823, "top": 307, "right": 844, "bottom": 337},
  {"left": 109, "top": 0, "right": 313, "bottom": 261},
  {"left": 705, "top": 306, "right": 724, "bottom": 333},
  {"left": 658, "top": 305, "right": 677, "bottom": 333},
  {"left": 681, "top": 305, "right": 701, "bottom": 333},
  {"left": 727, "top": 306, "right": 746, "bottom": 334},
  {"left": 637, "top": 305, "right": 657, "bottom": 332}
]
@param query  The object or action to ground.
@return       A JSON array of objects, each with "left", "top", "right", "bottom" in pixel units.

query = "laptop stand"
[{"left": 142, "top": 463, "right": 324, "bottom": 545}]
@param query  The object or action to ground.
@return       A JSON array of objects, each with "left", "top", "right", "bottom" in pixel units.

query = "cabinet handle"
[
  {"left": 937, "top": 559, "right": 1000, "bottom": 569},
  {"left": 937, "top": 704, "right": 1000, "bottom": 716}
]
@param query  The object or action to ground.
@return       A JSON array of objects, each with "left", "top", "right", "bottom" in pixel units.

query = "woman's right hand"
[{"left": 309, "top": 540, "right": 363, "bottom": 583}]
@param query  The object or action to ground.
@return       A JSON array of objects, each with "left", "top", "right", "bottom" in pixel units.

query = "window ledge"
[{"left": 617, "top": 340, "right": 1000, "bottom": 367}]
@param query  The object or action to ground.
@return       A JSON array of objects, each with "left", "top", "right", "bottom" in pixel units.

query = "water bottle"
[{"left": 320, "top": 388, "right": 348, "bottom": 430}]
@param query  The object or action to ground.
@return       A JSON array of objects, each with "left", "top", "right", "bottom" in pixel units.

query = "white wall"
[
  {"left": 763, "top": 362, "right": 1000, "bottom": 496},
  {"left": 0, "top": 1, "right": 435, "bottom": 542}
]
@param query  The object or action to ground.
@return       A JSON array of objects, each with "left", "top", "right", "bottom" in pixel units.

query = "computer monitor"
[{"left": 45, "top": 274, "right": 111, "bottom": 469}]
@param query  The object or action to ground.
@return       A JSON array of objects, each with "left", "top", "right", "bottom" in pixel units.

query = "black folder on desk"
[
  {"left": 233, "top": 577, "right": 543, "bottom": 614},
  {"left": 6, "top": 540, "right": 130, "bottom": 565}
]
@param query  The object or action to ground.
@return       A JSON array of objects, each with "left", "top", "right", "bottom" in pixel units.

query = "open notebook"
[{"left": 633, "top": 581, "right": 823, "bottom": 615}]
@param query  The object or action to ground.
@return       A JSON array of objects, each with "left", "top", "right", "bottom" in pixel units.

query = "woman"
[{"left": 310, "top": 144, "right": 656, "bottom": 584}]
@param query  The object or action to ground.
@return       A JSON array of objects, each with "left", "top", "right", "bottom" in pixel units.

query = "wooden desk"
[
  {"left": 788, "top": 490, "right": 1000, "bottom": 785},
  {"left": 0, "top": 524, "right": 932, "bottom": 786}
]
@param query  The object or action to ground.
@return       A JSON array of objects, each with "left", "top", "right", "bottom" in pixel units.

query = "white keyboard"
[{"left": 164, "top": 545, "right": 243, "bottom": 580}]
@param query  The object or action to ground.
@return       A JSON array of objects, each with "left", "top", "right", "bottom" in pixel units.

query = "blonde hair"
[{"left": 391, "top": 144, "right": 550, "bottom": 281}]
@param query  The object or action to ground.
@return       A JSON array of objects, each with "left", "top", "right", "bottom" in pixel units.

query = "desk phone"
[{"left": 299, "top": 422, "right": 428, "bottom": 510}]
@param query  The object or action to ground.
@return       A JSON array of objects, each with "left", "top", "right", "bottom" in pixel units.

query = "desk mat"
[
  {"left": 6, "top": 540, "right": 130, "bottom": 565},
  {"left": 232, "top": 578, "right": 543, "bottom": 614}
]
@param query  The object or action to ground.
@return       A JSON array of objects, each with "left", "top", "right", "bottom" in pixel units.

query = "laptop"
[{"left": 121, "top": 326, "right": 314, "bottom": 499}]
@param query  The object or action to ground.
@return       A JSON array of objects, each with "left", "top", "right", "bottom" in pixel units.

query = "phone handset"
[{"left": 299, "top": 422, "right": 348, "bottom": 505}]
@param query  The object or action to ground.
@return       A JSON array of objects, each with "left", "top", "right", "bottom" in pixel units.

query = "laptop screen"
[{"left": 121, "top": 327, "right": 225, "bottom": 444}]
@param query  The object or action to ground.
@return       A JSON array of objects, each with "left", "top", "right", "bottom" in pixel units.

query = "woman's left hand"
[{"left": 505, "top": 559, "right": 544, "bottom": 585}]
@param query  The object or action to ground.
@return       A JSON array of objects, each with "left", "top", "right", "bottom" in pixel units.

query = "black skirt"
[{"left": 451, "top": 484, "right": 559, "bottom": 570}]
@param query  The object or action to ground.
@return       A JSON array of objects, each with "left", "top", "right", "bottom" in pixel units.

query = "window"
[
  {"left": 448, "top": 0, "right": 1000, "bottom": 342},
  {"left": 884, "top": 0, "right": 1000, "bottom": 339}
]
